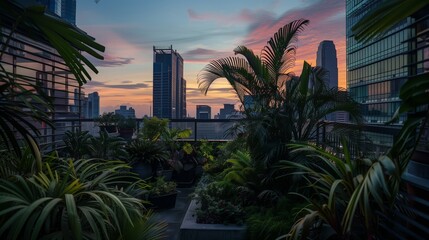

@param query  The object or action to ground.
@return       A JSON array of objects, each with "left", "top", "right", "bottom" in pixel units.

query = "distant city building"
[
  {"left": 196, "top": 105, "right": 211, "bottom": 119},
  {"left": 316, "top": 40, "right": 341, "bottom": 122},
  {"left": 219, "top": 104, "right": 235, "bottom": 119},
  {"left": 316, "top": 40, "right": 338, "bottom": 89},
  {"left": 61, "top": 0, "right": 76, "bottom": 25},
  {"left": 115, "top": 105, "right": 136, "bottom": 119},
  {"left": 36, "top": 0, "right": 76, "bottom": 25},
  {"left": 87, "top": 92, "right": 100, "bottom": 119},
  {"left": 243, "top": 95, "right": 254, "bottom": 110},
  {"left": 153, "top": 45, "right": 186, "bottom": 119}
]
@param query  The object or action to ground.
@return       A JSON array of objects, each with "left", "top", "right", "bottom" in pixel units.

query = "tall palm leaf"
[{"left": 281, "top": 142, "right": 406, "bottom": 239}]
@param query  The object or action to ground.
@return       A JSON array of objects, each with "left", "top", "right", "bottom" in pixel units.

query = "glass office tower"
[{"left": 153, "top": 46, "right": 186, "bottom": 119}]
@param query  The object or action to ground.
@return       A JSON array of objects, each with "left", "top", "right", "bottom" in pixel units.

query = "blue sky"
[{"left": 77, "top": 0, "right": 346, "bottom": 117}]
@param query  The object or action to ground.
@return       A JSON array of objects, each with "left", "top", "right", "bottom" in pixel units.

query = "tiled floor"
[{"left": 152, "top": 187, "right": 194, "bottom": 240}]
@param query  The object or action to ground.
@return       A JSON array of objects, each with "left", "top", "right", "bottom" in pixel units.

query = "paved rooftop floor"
[{"left": 152, "top": 187, "right": 194, "bottom": 240}]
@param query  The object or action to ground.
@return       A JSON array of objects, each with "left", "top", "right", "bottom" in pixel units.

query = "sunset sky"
[{"left": 77, "top": 0, "right": 346, "bottom": 118}]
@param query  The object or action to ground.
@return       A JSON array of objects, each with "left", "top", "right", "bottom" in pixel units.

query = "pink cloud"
[
  {"left": 239, "top": 0, "right": 346, "bottom": 87},
  {"left": 187, "top": 8, "right": 276, "bottom": 26}
]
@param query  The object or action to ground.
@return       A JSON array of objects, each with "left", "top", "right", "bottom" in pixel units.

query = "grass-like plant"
[{"left": 0, "top": 158, "right": 166, "bottom": 239}]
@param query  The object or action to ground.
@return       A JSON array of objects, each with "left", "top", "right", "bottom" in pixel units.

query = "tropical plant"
[
  {"left": 147, "top": 177, "right": 177, "bottom": 197},
  {"left": 246, "top": 197, "right": 306, "bottom": 240},
  {"left": 118, "top": 117, "right": 137, "bottom": 130},
  {"left": 280, "top": 140, "right": 413, "bottom": 239},
  {"left": 0, "top": 145, "right": 37, "bottom": 178},
  {"left": 126, "top": 138, "right": 169, "bottom": 178},
  {"left": 198, "top": 19, "right": 361, "bottom": 169},
  {"left": 140, "top": 117, "right": 169, "bottom": 141},
  {"left": 96, "top": 112, "right": 120, "bottom": 127},
  {"left": 88, "top": 130, "right": 127, "bottom": 160},
  {"left": 352, "top": 0, "right": 429, "bottom": 42},
  {"left": 0, "top": 0, "right": 104, "bottom": 160},
  {"left": 194, "top": 182, "right": 245, "bottom": 225},
  {"left": 62, "top": 130, "right": 91, "bottom": 160},
  {"left": 0, "top": 158, "right": 166, "bottom": 240}
]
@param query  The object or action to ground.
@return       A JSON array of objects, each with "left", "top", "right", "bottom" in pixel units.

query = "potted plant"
[
  {"left": 147, "top": 177, "right": 178, "bottom": 209},
  {"left": 127, "top": 139, "right": 169, "bottom": 179},
  {"left": 118, "top": 117, "right": 136, "bottom": 140},
  {"left": 96, "top": 112, "right": 120, "bottom": 133},
  {"left": 171, "top": 143, "right": 198, "bottom": 187}
]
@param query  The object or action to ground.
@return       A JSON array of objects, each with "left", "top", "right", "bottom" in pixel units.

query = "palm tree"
[{"left": 198, "top": 19, "right": 361, "bottom": 168}]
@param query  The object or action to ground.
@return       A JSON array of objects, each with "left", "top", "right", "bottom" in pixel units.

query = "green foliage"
[
  {"left": 88, "top": 130, "right": 127, "bottom": 160},
  {"left": 0, "top": 146, "right": 37, "bottom": 178},
  {"left": 222, "top": 150, "right": 254, "bottom": 185},
  {"left": 141, "top": 117, "right": 169, "bottom": 141},
  {"left": 118, "top": 117, "right": 137, "bottom": 129},
  {"left": 352, "top": 0, "right": 429, "bottom": 42},
  {"left": 0, "top": 157, "right": 167, "bottom": 240},
  {"left": 62, "top": 130, "right": 91, "bottom": 160},
  {"left": 148, "top": 177, "right": 177, "bottom": 196},
  {"left": 246, "top": 197, "right": 306, "bottom": 240},
  {"left": 127, "top": 139, "right": 169, "bottom": 165},
  {"left": 194, "top": 182, "right": 245, "bottom": 225},
  {"left": 281, "top": 141, "right": 410, "bottom": 239},
  {"left": 0, "top": 0, "right": 103, "bottom": 161},
  {"left": 96, "top": 112, "right": 120, "bottom": 126},
  {"left": 198, "top": 19, "right": 362, "bottom": 169}
]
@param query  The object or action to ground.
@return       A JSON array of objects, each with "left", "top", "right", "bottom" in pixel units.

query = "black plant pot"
[
  {"left": 148, "top": 191, "right": 178, "bottom": 209},
  {"left": 131, "top": 162, "right": 152, "bottom": 180},
  {"left": 118, "top": 128, "right": 134, "bottom": 140},
  {"left": 173, "top": 166, "right": 196, "bottom": 187},
  {"left": 99, "top": 125, "right": 117, "bottom": 133}
]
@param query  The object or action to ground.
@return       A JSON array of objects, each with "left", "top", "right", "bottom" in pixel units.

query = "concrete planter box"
[{"left": 180, "top": 200, "right": 247, "bottom": 240}]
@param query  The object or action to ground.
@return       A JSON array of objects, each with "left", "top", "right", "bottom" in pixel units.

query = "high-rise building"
[
  {"left": 61, "top": 0, "right": 76, "bottom": 25},
  {"left": 346, "top": 0, "right": 428, "bottom": 125},
  {"left": 316, "top": 40, "right": 338, "bottom": 89},
  {"left": 346, "top": 1, "right": 429, "bottom": 202},
  {"left": 153, "top": 45, "right": 186, "bottom": 119},
  {"left": 87, "top": 92, "right": 100, "bottom": 119},
  {"left": 219, "top": 104, "right": 235, "bottom": 119},
  {"left": 35, "top": 0, "right": 76, "bottom": 25},
  {"left": 196, "top": 105, "right": 211, "bottom": 119},
  {"left": 115, "top": 105, "right": 136, "bottom": 119},
  {"left": 316, "top": 40, "right": 343, "bottom": 121}
]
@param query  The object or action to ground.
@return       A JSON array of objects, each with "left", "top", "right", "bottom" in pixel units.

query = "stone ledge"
[{"left": 179, "top": 200, "right": 247, "bottom": 240}]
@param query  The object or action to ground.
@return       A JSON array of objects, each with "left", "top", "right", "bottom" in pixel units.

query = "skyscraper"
[
  {"left": 115, "top": 105, "right": 136, "bottom": 119},
  {"left": 196, "top": 105, "right": 211, "bottom": 119},
  {"left": 316, "top": 40, "right": 338, "bottom": 89},
  {"left": 61, "top": 0, "right": 76, "bottom": 25},
  {"left": 153, "top": 46, "right": 186, "bottom": 119},
  {"left": 35, "top": 0, "right": 76, "bottom": 25},
  {"left": 346, "top": 0, "right": 428, "bottom": 125},
  {"left": 87, "top": 92, "right": 100, "bottom": 119},
  {"left": 219, "top": 104, "right": 235, "bottom": 119}
]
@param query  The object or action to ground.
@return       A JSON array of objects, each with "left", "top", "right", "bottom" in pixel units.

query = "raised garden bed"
[{"left": 179, "top": 200, "right": 247, "bottom": 240}]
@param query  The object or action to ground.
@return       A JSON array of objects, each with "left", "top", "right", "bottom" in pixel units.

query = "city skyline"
[{"left": 77, "top": 0, "right": 347, "bottom": 118}]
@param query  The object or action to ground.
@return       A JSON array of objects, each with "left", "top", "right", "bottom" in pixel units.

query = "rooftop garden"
[{"left": 1, "top": 0, "right": 429, "bottom": 239}]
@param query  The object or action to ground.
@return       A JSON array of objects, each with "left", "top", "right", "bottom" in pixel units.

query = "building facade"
[
  {"left": 346, "top": 0, "right": 422, "bottom": 124},
  {"left": 196, "top": 105, "right": 211, "bottom": 119},
  {"left": 219, "top": 104, "right": 235, "bottom": 119},
  {"left": 153, "top": 46, "right": 186, "bottom": 119},
  {"left": 87, "top": 92, "right": 100, "bottom": 119},
  {"left": 36, "top": 0, "right": 76, "bottom": 25},
  {"left": 316, "top": 40, "right": 338, "bottom": 89},
  {"left": 115, "top": 105, "right": 136, "bottom": 119}
]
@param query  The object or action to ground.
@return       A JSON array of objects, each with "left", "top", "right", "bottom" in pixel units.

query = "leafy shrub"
[
  {"left": 194, "top": 182, "right": 245, "bottom": 224},
  {"left": 246, "top": 197, "right": 306, "bottom": 240},
  {"left": 0, "top": 158, "right": 166, "bottom": 239},
  {"left": 148, "top": 177, "right": 177, "bottom": 196}
]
